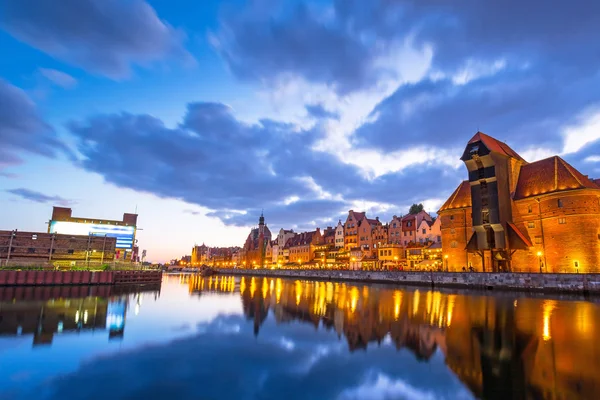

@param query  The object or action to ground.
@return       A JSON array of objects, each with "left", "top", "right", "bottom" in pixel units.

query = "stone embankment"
[{"left": 218, "top": 268, "right": 600, "bottom": 295}]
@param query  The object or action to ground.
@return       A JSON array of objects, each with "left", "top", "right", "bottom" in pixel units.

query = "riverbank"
[
  {"left": 217, "top": 268, "right": 600, "bottom": 295},
  {"left": 0, "top": 270, "right": 162, "bottom": 286}
]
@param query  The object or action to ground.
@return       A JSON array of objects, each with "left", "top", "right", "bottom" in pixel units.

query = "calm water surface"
[{"left": 0, "top": 274, "right": 599, "bottom": 400}]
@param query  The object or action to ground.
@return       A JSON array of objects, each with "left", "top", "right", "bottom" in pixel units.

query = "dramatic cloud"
[
  {"left": 0, "top": 0, "right": 193, "bottom": 79},
  {"left": 6, "top": 188, "right": 73, "bottom": 206},
  {"left": 0, "top": 79, "right": 70, "bottom": 167},
  {"left": 39, "top": 68, "right": 77, "bottom": 89},
  {"left": 67, "top": 101, "right": 455, "bottom": 228},
  {"left": 305, "top": 104, "right": 339, "bottom": 120},
  {"left": 214, "top": 0, "right": 600, "bottom": 156}
]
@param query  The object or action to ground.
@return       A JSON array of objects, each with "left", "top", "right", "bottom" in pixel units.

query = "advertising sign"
[{"left": 49, "top": 221, "right": 135, "bottom": 249}]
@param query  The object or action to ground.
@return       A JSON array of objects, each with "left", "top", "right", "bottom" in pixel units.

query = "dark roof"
[
  {"left": 286, "top": 230, "right": 319, "bottom": 248},
  {"left": 365, "top": 218, "right": 381, "bottom": 226},
  {"left": 438, "top": 180, "right": 472, "bottom": 212},
  {"left": 468, "top": 131, "right": 526, "bottom": 162},
  {"left": 513, "top": 156, "right": 600, "bottom": 200}
]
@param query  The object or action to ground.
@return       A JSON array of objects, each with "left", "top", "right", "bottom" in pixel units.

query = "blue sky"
[{"left": 1, "top": 0, "right": 600, "bottom": 262}]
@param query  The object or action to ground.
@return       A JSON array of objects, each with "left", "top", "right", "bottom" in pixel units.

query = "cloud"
[
  {"left": 183, "top": 209, "right": 201, "bottom": 216},
  {"left": 213, "top": 0, "right": 600, "bottom": 160},
  {"left": 39, "top": 68, "right": 77, "bottom": 89},
  {"left": 67, "top": 101, "right": 455, "bottom": 228},
  {"left": 0, "top": 79, "right": 71, "bottom": 167},
  {"left": 0, "top": 0, "right": 194, "bottom": 79},
  {"left": 305, "top": 104, "right": 339, "bottom": 120},
  {"left": 6, "top": 188, "right": 73, "bottom": 206}
]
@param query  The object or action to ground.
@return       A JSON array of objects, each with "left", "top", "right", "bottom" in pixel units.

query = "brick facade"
[{"left": 0, "top": 230, "right": 117, "bottom": 266}]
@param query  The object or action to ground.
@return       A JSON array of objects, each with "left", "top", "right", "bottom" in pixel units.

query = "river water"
[{"left": 0, "top": 274, "right": 599, "bottom": 400}]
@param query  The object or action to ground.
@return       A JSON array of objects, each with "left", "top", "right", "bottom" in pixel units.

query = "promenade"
[{"left": 218, "top": 268, "right": 600, "bottom": 295}]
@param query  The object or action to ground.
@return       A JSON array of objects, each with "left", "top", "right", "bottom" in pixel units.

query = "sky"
[{"left": 1, "top": 0, "right": 600, "bottom": 263}]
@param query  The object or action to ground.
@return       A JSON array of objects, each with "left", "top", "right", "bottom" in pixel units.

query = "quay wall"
[
  {"left": 0, "top": 270, "right": 162, "bottom": 286},
  {"left": 217, "top": 268, "right": 600, "bottom": 295}
]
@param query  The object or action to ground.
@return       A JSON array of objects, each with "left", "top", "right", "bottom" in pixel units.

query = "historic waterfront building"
[
  {"left": 242, "top": 213, "right": 272, "bottom": 268},
  {"left": 439, "top": 132, "right": 600, "bottom": 273},
  {"left": 344, "top": 210, "right": 365, "bottom": 251},
  {"left": 286, "top": 228, "right": 322, "bottom": 264}
]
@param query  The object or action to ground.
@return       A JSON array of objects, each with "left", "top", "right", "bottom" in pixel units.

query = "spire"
[{"left": 259, "top": 210, "right": 265, "bottom": 226}]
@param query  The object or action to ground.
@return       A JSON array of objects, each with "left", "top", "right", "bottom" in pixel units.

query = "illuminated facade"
[
  {"left": 285, "top": 228, "right": 322, "bottom": 264},
  {"left": 440, "top": 132, "right": 600, "bottom": 272},
  {"left": 48, "top": 206, "right": 138, "bottom": 260},
  {"left": 344, "top": 210, "right": 365, "bottom": 251},
  {"left": 241, "top": 213, "right": 272, "bottom": 268}
]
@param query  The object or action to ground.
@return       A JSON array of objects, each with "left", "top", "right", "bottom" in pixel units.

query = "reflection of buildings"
[
  {"left": 190, "top": 274, "right": 600, "bottom": 399},
  {"left": 0, "top": 285, "right": 159, "bottom": 345}
]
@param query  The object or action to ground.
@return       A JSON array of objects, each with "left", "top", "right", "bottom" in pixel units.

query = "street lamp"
[
  {"left": 537, "top": 251, "right": 543, "bottom": 273},
  {"left": 444, "top": 255, "right": 449, "bottom": 272}
]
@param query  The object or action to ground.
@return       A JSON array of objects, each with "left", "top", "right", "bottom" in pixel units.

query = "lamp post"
[
  {"left": 537, "top": 251, "right": 543, "bottom": 273},
  {"left": 394, "top": 256, "right": 398, "bottom": 271},
  {"left": 444, "top": 255, "right": 449, "bottom": 272}
]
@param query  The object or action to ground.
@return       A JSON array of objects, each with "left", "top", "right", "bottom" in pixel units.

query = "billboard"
[{"left": 49, "top": 221, "right": 135, "bottom": 249}]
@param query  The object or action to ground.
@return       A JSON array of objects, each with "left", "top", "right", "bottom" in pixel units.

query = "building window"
[
  {"left": 558, "top": 199, "right": 563, "bottom": 208},
  {"left": 535, "top": 236, "right": 542, "bottom": 244},
  {"left": 67, "top": 249, "right": 74, "bottom": 254},
  {"left": 528, "top": 205, "right": 532, "bottom": 213},
  {"left": 482, "top": 209, "right": 490, "bottom": 224},
  {"left": 422, "top": 229, "right": 426, "bottom": 234},
  {"left": 450, "top": 215, "right": 454, "bottom": 221},
  {"left": 393, "top": 223, "right": 396, "bottom": 228},
  {"left": 451, "top": 241, "right": 458, "bottom": 248},
  {"left": 528, "top": 222, "right": 535, "bottom": 228},
  {"left": 450, "top": 228, "right": 455, "bottom": 234},
  {"left": 28, "top": 248, "right": 35, "bottom": 253},
  {"left": 32, "top": 234, "right": 37, "bottom": 240},
  {"left": 558, "top": 217, "right": 566, "bottom": 224}
]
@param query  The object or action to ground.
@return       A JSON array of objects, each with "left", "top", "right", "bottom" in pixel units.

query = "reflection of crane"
[{"left": 472, "top": 298, "right": 538, "bottom": 400}]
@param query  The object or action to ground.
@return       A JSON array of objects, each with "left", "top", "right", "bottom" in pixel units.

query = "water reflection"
[
  {"left": 187, "top": 275, "right": 600, "bottom": 400},
  {"left": 0, "top": 284, "right": 160, "bottom": 345}
]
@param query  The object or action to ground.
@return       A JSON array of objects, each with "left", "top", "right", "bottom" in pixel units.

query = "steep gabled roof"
[
  {"left": 438, "top": 180, "right": 472, "bottom": 212},
  {"left": 513, "top": 156, "right": 600, "bottom": 200},
  {"left": 468, "top": 132, "right": 526, "bottom": 162},
  {"left": 286, "top": 230, "right": 319, "bottom": 247}
]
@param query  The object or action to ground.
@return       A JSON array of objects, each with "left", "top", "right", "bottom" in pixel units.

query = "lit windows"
[
  {"left": 450, "top": 241, "right": 458, "bottom": 248},
  {"left": 528, "top": 222, "right": 535, "bottom": 228},
  {"left": 558, "top": 199, "right": 563, "bottom": 208},
  {"left": 558, "top": 217, "right": 566, "bottom": 224},
  {"left": 535, "top": 236, "right": 542, "bottom": 244},
  {"left": 528, "top": 205, "right": 533, "bottom": 213}
]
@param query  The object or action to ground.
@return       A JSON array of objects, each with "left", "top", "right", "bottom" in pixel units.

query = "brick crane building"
[{"left": 439, "top": 132, "right": 600, "bottom": 273}]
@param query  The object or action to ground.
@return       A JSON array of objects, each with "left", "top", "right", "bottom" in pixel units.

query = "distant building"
[
  {"left": 439, "top": 132, "right": 600, "bottom": 273},
  {"left": 416, "top": 218, "right": 441, "bottom": 244},
  {"left": 371, "top": 220, "right": 388, "bottom": 250},
  {"left": 242, "top": 213, "right": 272, "bottom": 268},
  {"left": 401, "top": 211, "right": 432, "bottom": 246},
  {"left": 334, "top": 220, "right": 344, "bottom": 248},
  {"left": 0, "top": 230, "right": 117, "bottom": 267},
  {"left": 48, "top": 206, "right": 138, "bottom": 260},
  {"left": 286, "top": 228, "right": 322, "bottom": 264},
  {"left": 191, "top": 244, "right": 209, "bottom": 265},
  {"left": 388, "top": 215, "right": 403, "bottom": 245},
  {"left": 358, "top": 217, "right": 382, "bottom": 256},
  {"left": 344, "top": 210, "right": 366, "bottom": 251}
]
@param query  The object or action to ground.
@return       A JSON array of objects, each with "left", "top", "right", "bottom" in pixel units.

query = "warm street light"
[
  {"left": 537, "top": 251, "right": 543, "bottom": 273},
  {"left": 444, "top": 254, "right": 449, "bottom": 272}
]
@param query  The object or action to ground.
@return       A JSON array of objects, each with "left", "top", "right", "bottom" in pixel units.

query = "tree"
[{"left": 409, "top": 203, "right": 424, "bottom": 215}]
